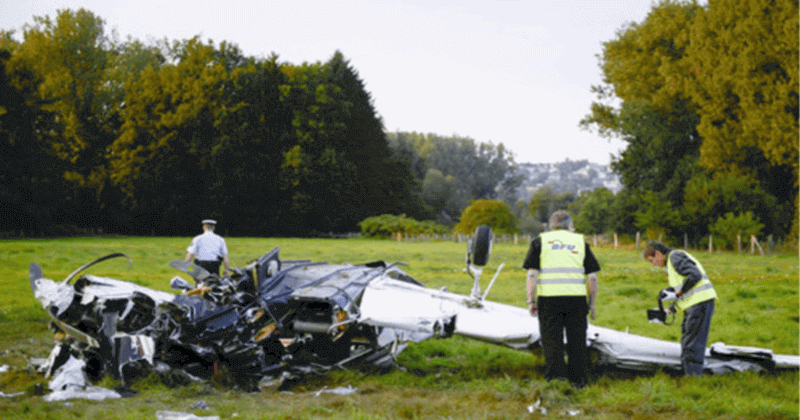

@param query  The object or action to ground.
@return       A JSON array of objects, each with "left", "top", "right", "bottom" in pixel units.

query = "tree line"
[
  {"left": 0, "top": 9, "right": 519, "bottom": 237},
  {"left": 1, "top": 1, "right": 797, "bottom": 247}
]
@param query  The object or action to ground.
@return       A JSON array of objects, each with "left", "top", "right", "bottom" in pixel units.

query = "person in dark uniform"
[
  {"left": 522, "top": 210, "right": 600, "bottom": 387},
  {"left": 643, "top": 240, "right": 717, "bottom": 376},
  {"left": 185, "top": 219, "right": 230, "bottom": 277}
]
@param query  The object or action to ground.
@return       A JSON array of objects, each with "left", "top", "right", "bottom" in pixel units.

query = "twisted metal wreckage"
[{"left": 29, "top": 227, "right": 799, "bottom": 399}]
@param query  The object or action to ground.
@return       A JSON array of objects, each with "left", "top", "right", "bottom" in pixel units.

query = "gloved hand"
[{"left": 658, "top": 287, "right": 678, "bottom": 302}]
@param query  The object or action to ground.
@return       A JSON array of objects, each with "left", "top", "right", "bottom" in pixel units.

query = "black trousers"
[
  {"left": 537, "top": 296, "right": 589, "bottom": 386},
  {"left": 195, "top": 259, "right": 221, "bottom": 276},
  {"left": 681, "top": 299, "right": 714, "bottom": 376}
]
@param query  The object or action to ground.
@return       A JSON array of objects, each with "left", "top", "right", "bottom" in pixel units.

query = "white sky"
[{"left": 1, "top": 0, "right": 660, "bottom": 165}]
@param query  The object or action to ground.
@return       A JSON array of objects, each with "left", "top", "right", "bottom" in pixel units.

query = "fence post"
[
  {"left": 768, "top": 234, "right": 774, "bottom": 254},
  {"left": 736, "top": 234, "right": 741, "bottom": 254},
  {"left": 684, "top": 233, "right": 688, "bottom": 249},
  {"left": 635, "top": 231, "right": 640, "bottom": 250},
  {"left": 751, "top": 235, "right": 764, "bottom": 256},
  {"left": 614, "top": 233, "right": 618, "bottom": 249},
  {"left": 708, "top": 234, "right": 713, "bottom": 253}
]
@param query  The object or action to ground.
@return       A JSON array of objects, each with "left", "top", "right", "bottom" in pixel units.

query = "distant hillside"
[{"left": 516, "top": 160, "right": 622, "bottom": 203}]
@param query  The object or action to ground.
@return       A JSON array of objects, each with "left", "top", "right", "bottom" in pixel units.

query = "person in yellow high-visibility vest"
[
  {"left": 643, "top": 241, "right": 717, "bottom": 376},
  {"left": 523, "top": 211, "right": 599, "bottom": 388}
]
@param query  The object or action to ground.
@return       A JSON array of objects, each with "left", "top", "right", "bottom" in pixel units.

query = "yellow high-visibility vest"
[
  {"left": 667, "top": 250, "right": 717, "bottom": 311},
  {"left": 537, "top": 230, "right": 587, "bottom": 297}
]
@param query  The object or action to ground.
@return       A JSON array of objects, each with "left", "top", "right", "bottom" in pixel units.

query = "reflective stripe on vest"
[
  {"left": 667, "top": 250, "right": 717, "bottom": 311},
  {"left": 537, "top": 231, "right": 587, "bottom": 297}
]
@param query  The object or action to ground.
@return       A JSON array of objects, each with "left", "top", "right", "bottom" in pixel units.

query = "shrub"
[
  {"left": 359, "top": 214, "right": 448, "bottom": 238},
  {"left": 709, "top": 211, "right": 764, "bottom": 250},
  {"left": 452, "top": 199, "right": 517, "bottom": 235}
]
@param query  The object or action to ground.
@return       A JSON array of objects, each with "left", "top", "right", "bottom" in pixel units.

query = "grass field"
[{"left": 0, "top": 237, "right": 797, "bottom": 419}]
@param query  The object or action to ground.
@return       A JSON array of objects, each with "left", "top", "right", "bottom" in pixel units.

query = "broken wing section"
[
  {"left": 357, "top": 275, "right": 800, "bottom": 375},
  {"left": 358, "top": 277, "right": 541, "bottom": 350},
  {"left": 587, "top": 325, "right": 800, "bottom": 374},
  {"left": 587, "top": 325, "right": 685, "bottom": 373}
]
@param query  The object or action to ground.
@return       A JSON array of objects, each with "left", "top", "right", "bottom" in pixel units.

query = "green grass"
[{"left": 0, "top": 237, "right": 797, "bottom": 419}]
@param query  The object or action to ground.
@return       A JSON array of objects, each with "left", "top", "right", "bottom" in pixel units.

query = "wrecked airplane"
[{"left": 29, "top": 228, "right": 800, "bottom": 396}]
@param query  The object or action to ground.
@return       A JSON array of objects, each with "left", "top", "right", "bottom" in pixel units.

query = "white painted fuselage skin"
[{"left": 357, "top": 276, "right": 799, "bottom": 373}]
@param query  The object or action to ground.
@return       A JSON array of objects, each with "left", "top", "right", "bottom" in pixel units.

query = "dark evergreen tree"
[
  {"left": 325, "top": 51, "right": 427, "bottom": 227},
  {"left": 209, "top": 55, "right": 294, "bottom": 236}
]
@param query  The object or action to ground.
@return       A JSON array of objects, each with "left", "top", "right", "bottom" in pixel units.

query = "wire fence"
[
  {"left": 1, "top": 228, "right": 792, "bottom": 255},
  {"left": 390, "top": 231, "right": 792, "bottom": 255}
]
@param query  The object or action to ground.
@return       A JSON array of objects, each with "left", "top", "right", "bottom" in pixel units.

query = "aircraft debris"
[
  {"left": 314, "top": 385, "right": 358, "bottom": 396},
  {"left": 189, "top": 400, "right": 210, "bottom": 410},
  {"left": 155, "top": 411, "right": 219, "bottom": 420},
  {"left": 0, "top": 391, "right": 25, "bottom": 398},
  {"left": 25, "top": 228, "right": 799, "bottom": 398},
  {"left": 44, "top": 354, "right": 121, "bottom": 401}
]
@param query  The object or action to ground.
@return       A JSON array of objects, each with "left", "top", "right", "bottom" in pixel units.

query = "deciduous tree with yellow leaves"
[{"left": 583, "top": 0, "right": 797, "bottom": 241}]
